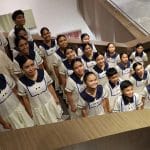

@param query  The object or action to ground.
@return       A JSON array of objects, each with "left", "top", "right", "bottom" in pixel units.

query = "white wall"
[{"left": 0, "top": 0, "right": 95, "bottom": 39}]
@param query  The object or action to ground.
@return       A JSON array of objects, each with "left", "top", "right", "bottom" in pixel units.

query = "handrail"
[{"left": 107, "top": 0, "right": 149, "bottom": 35}]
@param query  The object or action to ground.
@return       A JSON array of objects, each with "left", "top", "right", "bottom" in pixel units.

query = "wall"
[{"left": 0, "top": 0, "right": 95, "bottom": 39}]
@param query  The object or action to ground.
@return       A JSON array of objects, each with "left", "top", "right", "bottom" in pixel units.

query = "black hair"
[
  {"left": 14, "top": 26, "right": 27, "bottom": 37},
  {"left": 40, "top": 27, "right": 50, "bottom": 36},
  {"left": 132, "top": 62, "right": 142, "bottom": 71},
  {"left": 17, "top": 55, "right": 33, "bottom": 68},
  {"left": 120, "top": 80, "right": 133, "bottom": 91},
  {"left": 106, "top": 68, "right": 118, "bottom": 77},
  {"left": 120, "top": 52, "right": 129, "bottom": 59},
  {"left": 83, "top": 71, "right": 96, "bottom": 83},
  {"left": 12, "top": 10, "right": 24, "bottom": 21},
  {"left": 81, "top": 33, "right": 89, "bottom": 41},
  {"left": 71, "top": 58, "right": 83, "bottom": 70},
  {"left": 95, "top": 52, "right": 104, "bottom": 60},
  {"left": 64, "top": 46, "right": 75, "bottom": 55},
  {"left": 56, "top": 34, "right": 66, "bottom": 43},
  {"left": 15, "top": 36, "right": 27, "bottom": 48},
  {"left": 82, "top": 43, "right": 93, "bottom": 51},
  {"left": 135, "top": 43, "right": 144, "bottom": 49}
]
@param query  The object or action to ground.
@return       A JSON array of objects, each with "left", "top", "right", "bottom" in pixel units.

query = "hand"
[
  {"left": 71, "top": 104, "right": 77, "bottom": 112},
  {"left": 3, "top": 122, "right": 12, "bottom": 129}
]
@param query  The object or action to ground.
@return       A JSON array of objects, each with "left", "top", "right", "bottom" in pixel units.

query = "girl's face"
[
  {"left": 73, "top": 61, "right": 84, "bottom": 76},
  {"left": 82, "top": 35, "right": 90, "bottom": 43},
  {"left": 22, "top": 59, "right": 36, "bottom": 77},
  {"left": 107, "top": 44, "right": 116, "bottom": 54},
  {"left": 85, "top": 74, "right": 98, "bottom": 89},
  {"left": 96, "top": 54, "right": 105, "bottom": 66},
  {"left": 58, "top": 36, "right": 68, "bottom": 49},
  {"left": 121, "top": 54, "right": 128, "bottom": 64},
  {"left": 109, "top": 74, "right": 119, "bottom": 85},
  {"left": 122, "top": 86, "right": 133, "bottom": 98},
  {"left": 65, "top": 49, "right": 76, "bottom": 60},
  {"left": 84, "top": 44, "right": 92, "bottom": 57},
  {"left": 135, "top": 65, "right": 144, "bottom": 77},
  {"left": 18, "top": 30, "right": 28, "bottom": 40},
  {"left": 136, "top": 46, "right": 144, "bottom": 54},
  {"left": 18, "top": 39, "right": 29, "bottom": 55},
  {"left": 15, "top": 14, "right": 25, "bottom": 26},
  {"left": 42, "top": 29, "right": 51, "bottom": 41}
]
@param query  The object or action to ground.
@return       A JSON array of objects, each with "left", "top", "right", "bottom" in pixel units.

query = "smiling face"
[
  {"left": 109, "top": 73, "right": 119, "bottom": 85},
  {"left": 122, "top": 86, "right": 134, "bottom": 98},
  {"left": 41, "top": 29, "right": 51, "bottom": 42},
  {"left": 85, "top": 73, "right": 98, "bottom": 89},
  {"left": 18, "top": 39, "right": 29, "bottom": 55},
  {"left": 22, "top": 59, "right": 36, "bottom": 77},
  {"left": 18, "top": 30, "right": 28, "bottom": 40},
  {"left": 135, "top": 64, "right": 144, "bottom": 77},
  {"left": 65, "top": 48, "right": 76, "bottom": 60},
  {"left": 82, "top": 35, "right": 90, "bottom": 44},
  {"left": 73, "top": 61, "right": 84, "bottom": 76},
  {"left": 96, "top": 54, "right": 105, "bottom": 66},
  {"left": 58, "top": 36, "right": 68, "bottom": 49},
  {"left": 14, "top": 14, "right": 25, "bottom": 26}
]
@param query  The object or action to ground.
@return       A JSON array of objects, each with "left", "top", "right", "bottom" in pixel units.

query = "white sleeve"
[
  {"left": 44, "top": 70, "right": 53, "bottom": 85},
  {"left": 113, "top": 97, "right": 121, "bottom": 112},
  {"left": 59, "top": 63, "right": 67, "bottom": 75},
  {"left": 143, "top": 52, "right": 148, "bottom": 62},
  {"left": 77, "top": 96, "right": 87, "bottom": 108},
  {"left": 135, "top": 93, "right": 143, "bottom": 108},
  {"left": 38, "top": 45, "right": 46, "bottom": 58},
  {"left": 65, "top": 77, "right": 75, "bottom": 92},
  {"left": 5, "top": 75, "right": 16, "bottom": 89},
  {"left": 13, "top": 60, "right": 22, "bottom": 74},
  {"left": 17, "top": 80, "right": 27, "bottom": 96},
  {"left": 8, "top": 30, "right": 15, "bottom": 49},
  {"left": 0, "top": 32, "right": 8, "bottom": 47},
  {"left": 141, "top": 87, "right": 148, "bottom": 98},
  {"left": 35, "top": 51, "right": 43, "bottom": 65}
]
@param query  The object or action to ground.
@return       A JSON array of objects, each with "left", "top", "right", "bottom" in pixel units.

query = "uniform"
[
  {"left": 104, "top": 80, "right": 122, "bottom": 111},
  {"left": 13, "top": 47, "right": 43, "bottom": 75},
  {"left": 0, "top": 74, "right": 34, "bottom": 130},
  {"left": 116, "top": 61, "right": 132, "bottom": 80},
  {"left": 65, "top": 71, "right": 87, "bottom": 119},
  {"left": 79, "top": 85, "right": 107, "bottom": 117},
  {"left": 113, "top": 93, "right": 142, "bottom": 112},
  {"left": 92, "top": 63, "right": 109, "bottom": 86},
  {"left": 0, "top": 32, "right": 8, "bottom": 53},
  {"left": 130, "top": 51, "right": 148, "bottom": 66},
  {"left": 104, "top": 52, "right": 120, "bottom": 68},
  {"left": 130, "top": 71, "right": 150, "bottom": 96},
  {"left": 82, "top": 52, "right": 97, "bottom": 71},
  {"left": 17, "top": 69, "right": 63, "bottom": 125}
]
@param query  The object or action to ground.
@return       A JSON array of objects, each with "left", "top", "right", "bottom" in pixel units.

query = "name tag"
[{"left": 27, "top": 79, "right": 47, "bottom": 97}]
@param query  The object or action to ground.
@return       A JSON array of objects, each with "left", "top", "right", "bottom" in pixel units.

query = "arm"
[
  {"left": 54, "top": 66, "right": 62, "bottom": 85},
  {"left": 0, "top": 115, "right": 12, "bottom": 129},
  {"left": 48, "top": 84, "right": 60, "bottom": 104},
  {"left": 81, "top": 107, "right": 88, "bottom": 117},
  {"left": 102, "top": 98, "right": 110, "bottom": 113},
  {"left": 22, "top": 96, "right": 33, "bottom": 118}
]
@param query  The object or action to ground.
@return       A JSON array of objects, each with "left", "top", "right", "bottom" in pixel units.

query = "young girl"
[
  {"left": 77, "top": 33, "right": 97, "bottom": 56},
  {"left": 113, "top": 80, "right": 143, "bottom": 112},
  {"left": 65, "top": 58, "right": 88, "bottom": 119},
  {"left": 104, "top": 68, "right": 122, "bottom": 112},
  {"left": 0, "top": 74, "right": 34, "bottom": 130},
  {"left": 92, "top": 53, "right": 109, "bottom": 86},
  {"left": 104, "top": 43, "right": 120, "bottom": 68},
  {"left": 130, "top": 43, "right": 148, "bottom": 66},
  {"left": 17, "top": 56, "right": 63, "bottom": 125},
  {"left": 82, "top": 43, "right": 97, "bottom": 71},
  {"left": 116, "top": 52, "right": 132, "bottom": 80},
  {"left": 130, "top": 62, "right": 150, "bottom": 96},
  {"left": 13, "top": 37, "right": 43, "bottom": 76},
  {"left": 79, "top": 72, "right": 109, "bottom": 117}
]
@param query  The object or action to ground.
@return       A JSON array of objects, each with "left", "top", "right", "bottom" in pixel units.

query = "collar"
[
  {"left": 56, "top": 48, "right": 66, "bottom": 59},
  {"left": 40, "top": 40, "right": 55, "bottom": 50},
  {"left": 19, "top": 69, "right": 44, "bottom": 86},
  {"left": 82, "top": 52, "right": 98, "bottom": 62},
  {"left": 132, "top": 71, "right": 147, "bottom": 81},
  {"left": 106, "top": 52, "right": 118, "bottom": 58},
  {"left": 122, "top": 95, "right": 134, "bottom": 105},
  {"left": 135, "top": 51, "right": 143, "bottom": 57},
  {"left": 0, "top": 74, "right": 7, "bottom": 90},
  {"left": 118, "top": 61, "right": 131, "bottom": 70},
  {"left": 109, "top": 80, "right": 120, "bottom": 89},
  {"left": 80, "top": 85, "right": 103, "bottom": 103},
  {"left": 63, "top": 59, "right": 72, "bottom": 70},
  {"left": 93, "top": 63, "right": 109, "bottom": 73}
]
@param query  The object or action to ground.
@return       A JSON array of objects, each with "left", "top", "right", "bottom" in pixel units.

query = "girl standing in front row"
[
  {"left": 17, "top": 56, "right": 63, "bottom": 125},
  {"left": 0, "top": 74, "right": 33, "bottom": 130},
  {"left": 79, "top": 72, "right": 109, "bottom": 117}
]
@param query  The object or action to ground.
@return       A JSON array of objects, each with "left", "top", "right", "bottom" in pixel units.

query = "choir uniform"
[
  {"left": 0, "top": 74, "right": 34, "bottom": 130},
  {"left": 92, "top": 63, "right": 109, "bottom": 86},
  {"left": 104, "top": 52, "right": 120, "bottom": 68},
  {"left": 116, "top": 61, "right": 132, "bottom": 80},
  {"left": 65, "top": 71, "right": 87, "bottom": 119},
  {"left": 130, "top": 51, "right": 148, "bottom": 66},
  {"left": 17, "top": 69, "right": 63, "bottom": 125},
  {"left": 79, "top": 85, "right": 107, "bottom": 117},
  {"left": 113, "top": 93, "right": 142, "bottom": 112}
]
